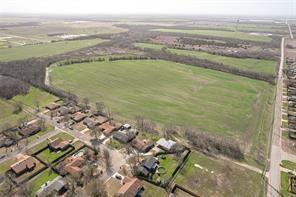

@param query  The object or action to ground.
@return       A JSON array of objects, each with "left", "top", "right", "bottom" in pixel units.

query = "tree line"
[{"left": 144, "top": 48, "right": 276, "bottom": 84}]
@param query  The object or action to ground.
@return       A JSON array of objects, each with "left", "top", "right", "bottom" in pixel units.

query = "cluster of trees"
[
  {"left": 109, "top": 56, "right": 151, "bottom": 61},
  {"left": 144, "top": 48, "right": 276, "bottom": 84},
  {"left": 0, "top": 75, "right": 30, "bottom": 99},
  {"left": 178, "top": 37, "right": 240, "bottom": 48},
  {"left": 56, "top": 57, "right": 105, "bottom": 67},
  {"left": 185, "top": 128, "right": 244, "bottom": 160}
]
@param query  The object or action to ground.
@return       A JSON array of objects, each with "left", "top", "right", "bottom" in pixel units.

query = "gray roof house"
[
  {"left": 156, "top": 138, "right": 176, "bottom": 152},
  {"left": 36, "top": 176, "right": 67, "bottom": 197}
]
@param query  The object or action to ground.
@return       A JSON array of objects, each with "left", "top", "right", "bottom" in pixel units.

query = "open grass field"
[
  {"left": 12, "top": 87, "right": 57, "bottom": 109},
  {"left": 0, "top": 99, "right": 31, "bottom": 131},
  {"left": 151, "top": 28, "right": 272, "bottom": 42},
  {"left": 135, "top": 42, "right": 276, "bottom": 74},
  {"left": 50, "top": 59, "right": 274, "bottom": 157},
  {"left": 175, "top": 151, "right": 264, "bottom": 197},
  {"left": 0, "top": 38, "right": 106, "bottom": 62},
  {"left": 0, "top": 157, "right": 17, "bottom": 175},
  {"left": 281, "top": 160, "right": 296, "bottom": 171}
]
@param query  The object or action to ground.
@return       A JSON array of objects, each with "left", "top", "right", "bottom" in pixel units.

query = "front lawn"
[
  {"left": 30, "top": 169, "right": 59, "bottom": 193},
  {"left": 281, "top": 160, "right": 296, "bottom": 171}
]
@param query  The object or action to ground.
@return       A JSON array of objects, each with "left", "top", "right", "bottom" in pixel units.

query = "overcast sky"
[{"left": 0, "top": 0, "right": 295, "bottom": 16}]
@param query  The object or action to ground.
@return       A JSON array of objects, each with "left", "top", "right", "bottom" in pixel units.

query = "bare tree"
[
  {"left": 13, "top": 101, "right": 23, "bottom": 114},
  {"left": 95, "top": 102, "right": 105, "bottom": 115},
  {"left": 35, "top": 100, "right": 40, "bottom": 112},
  {"left": 103, "top": 149, "right": 112, "bottom": 172},
  {"left": 85, "top": 178, "right": 107, "bottom": 197},
  {"left": 83, "top": 97, "right": 90, "bottom": 111}
]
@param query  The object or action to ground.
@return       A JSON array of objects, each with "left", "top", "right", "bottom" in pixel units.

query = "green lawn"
[
  {"left": 151, "top": 29, "right": 272, "bottom": 42},
  {"left": 0, "top": 99, "right": 31, "bottom": 131},
  {"left": 30, "top": 169, "right": 59, "bottom": 193},
  {"left": 12, "top": 87, "right": 57, "bottom": 109},
  {"left": 37, "top": 147, "right": 71, "bottom": 164},
  {"left": 281, "top": 160, "right": 296, "bottom": 171},
  {"left": 28, "top": 132, "right": 74, "bottom": 154},
  {"left": 107, "top": 138, "right": 125, "bottom": 150},
  {"left": 0, "top": 38, "right": 106, "bottom": 62},
  {"left": 50, "top": 59, "right": 274, "bottom": 145},
  {"left": 142, "top": 181, "right": 167, "bottom": 197},
  {"left": 0, "top": 157, "right": 17, "bottom": 175},
  {"left": 175, "top": 151, "right": 264, "bottom": 197},
  {"left": 152, "top": 154, "right": 178, "bottom": 181},
  {"left": 135, "top": 43, "right": 276, "bottom": 74},
  {"left": 281, "top": 171, "right": 296, "bottom": 196}
]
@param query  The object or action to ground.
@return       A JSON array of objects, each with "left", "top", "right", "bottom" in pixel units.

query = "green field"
[
  {"left": 281, "top": 160, "right": 296, "bottom": 171},
  {"left": 12, "top": 87, "right": 57, "bottom": 109},
  {"left": 50, "top": 60, "right": 274, "bottom": 146},
  {"left": 175, "top": 151, "right": 264, "bottom": 197},
  {"left": 151, "top": 28, "right": 272, "bottom": 42},
  {"left": 135, "top": 43, "right": 276, "bottom": 74},
  {"left": 0, "top": 38, "right": 106, "bottom": 62}
]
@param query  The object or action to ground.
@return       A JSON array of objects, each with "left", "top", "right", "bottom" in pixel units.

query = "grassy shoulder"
[
  {"left": 281, "top": 171, "right": 296, "bottom": 197},
  {"left": 174, "top": 151, "right": 264, "bottom": 197},
  {"left": 281, "top": 160, "right": 296, "bottom": 171},
  {"left": 151, "top": 29, "right": 272, "bottom": 42},
  {"left": 134, "top": 42, "right": 276, "bottom": 75},
  {"left": 0, "top": 38, "right": 107, "bottom": 62}
]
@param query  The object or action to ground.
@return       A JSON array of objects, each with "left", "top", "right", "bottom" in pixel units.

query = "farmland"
[
  {"left": 151, "top": 28, "right": 273, "bottom": 42},
  {"left": 135, "top": 42, "right": 277, "bottom": 74},
  {"left": 0, "top": 38, "right": 106, "bottom": 62},
  {"left": 50, "top": 60, "right": 274, "bottom": 145}
]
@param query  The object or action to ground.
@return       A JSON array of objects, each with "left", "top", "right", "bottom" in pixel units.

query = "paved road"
[
  {"left": 288, "top": 22, "right": 294, "bottom": 39},
  {"left": 267, "top": 37, "right": 285, "bottom": 197}
]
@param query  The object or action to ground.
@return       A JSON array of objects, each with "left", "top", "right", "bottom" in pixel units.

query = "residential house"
[
  {"left": 36, "top": 176, "right": 67, "bottom": 197},
  {"left": 113, "top": 130, "right": 137, "bottom": 144},
  {"left": 49, "top": 138, "right": 70, "bottom": 152},
  {"left": 62, "top": 156, "right": 85, "bottom": 176},
  {"left": 138, "top": 157, "right": 159, "bottom": 177},
  {"left": 131, "top": 138, "right": 154, "bottom": 153},
  {"left": 83, "top": 117, "right": 99, "bottom": 129},
  {"left": 156, "top": 138, "right": 176, "bottom": 152},
  {"left": 97, "top": 115, "right": 108, "bottom": 125},
  {"left": 10, "top": 155, "right": 36, "bottom": 176},
  {"left": 117, "top": 177, "right": 144, "bottom": 197},
  {"left": 72, "top": 112, "right": 87, "bottom": 122},
  {"left": 99, "top": 122, "right": 116, "bottom": 136},
  {"left": 46, "top": 103, "right": 60, "bottom": 111},
  {"left": 19, "top": 124, "right": 41, "bottom": 137},
  {"left": 58, "top": 106, "right": 70, "bottom": 116}
]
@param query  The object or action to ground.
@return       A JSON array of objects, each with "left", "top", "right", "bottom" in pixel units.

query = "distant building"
[
  {"left": 156, "top": 138, "right": 176, "bottom": 152},
  {"left": 36, "top": 176, "right": 67, "bottom": 197},
  {"left": 83, "top": 117, "right": 99, "bottom": 129},
  {"left": 131, "top": 138, "right": 154, "bottom": 153},
  {"left": 58, "top": 106, "right": 70, "bottom": 116},
  {"left": 10, "top": 155, "right": 36, "bottom": 176},
  {"left": 96, "top": 115, "right": 108, "bottom": 125}
]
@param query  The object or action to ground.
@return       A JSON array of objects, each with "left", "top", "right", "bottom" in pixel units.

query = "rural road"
[{"left": 267, "top": 37, "right": 285, "bottom": 197}]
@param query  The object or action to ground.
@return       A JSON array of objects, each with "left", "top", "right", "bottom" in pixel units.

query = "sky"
[{"left": 0, "top": 0, "right": 295, "bottom": 16}]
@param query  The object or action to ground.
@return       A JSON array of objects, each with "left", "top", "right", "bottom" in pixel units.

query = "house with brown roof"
[
  {"left": 131, "top": 138, "right": 154, "bottom": 153},
  {"left": 10, "top": 155, "right": 36, "bottom": 176},
  {"left": 117, "top": 177, "right": 144, "bottom": 197},
  {"left": 62, "top": 156, "right": 85, "bottom": 176},
  {"left": 46, "top": 103, "right": 60, "bottom": 111},
  {"left": 97, "top": 115, "right": 108, "bottom": 125},
  {"left": 72, "top": 112, "right": 87, "bottom": 122},
  {"left": 49, "top": 138, "right": 70, "bottom": 152},
  {"left": 83, "top": 117, "right": 99, "bottom": 129},
  {"left": 19, "top": 124, "right": 41, "bottom": 137},
  {"left": 99, "top": 122, "right": 116, "bottom": 136}
]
